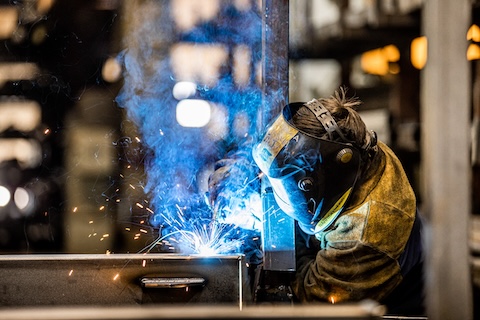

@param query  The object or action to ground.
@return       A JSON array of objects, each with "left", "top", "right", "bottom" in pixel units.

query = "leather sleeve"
[{"left": 293, "top": 241, "right": 403, "bottom": 303}]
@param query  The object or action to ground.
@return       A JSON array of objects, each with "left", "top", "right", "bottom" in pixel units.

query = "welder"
[{"left": 208, "top": 87, "right": 424, "bottom": 315}]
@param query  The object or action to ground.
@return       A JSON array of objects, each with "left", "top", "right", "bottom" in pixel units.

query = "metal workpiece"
[
  {"left": 0, "top": 301, "right": 387, "bottom": 320},
  {"left": 0, "top": 254, "right": 250, "bottom": 307},
  {"left": 260, "top": 0, "right": 294, "bottom": 273},
  {"left": 261, "top": 185, "right": 296, "bottom": 272}
]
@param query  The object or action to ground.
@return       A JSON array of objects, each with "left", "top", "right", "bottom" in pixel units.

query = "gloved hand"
[{"left": 207, "top": 150, "right": 262, "bottom": 231}]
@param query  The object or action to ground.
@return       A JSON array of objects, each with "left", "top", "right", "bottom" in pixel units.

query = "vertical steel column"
[
  {"left": 261, "top": 0, "right": 294, "bottom": 272},
  {"left": 261, "top": 0, "right": 289, "bottom": 124},
  {"left": 421, "top": 0, "right": 472, "bottom": 318}
]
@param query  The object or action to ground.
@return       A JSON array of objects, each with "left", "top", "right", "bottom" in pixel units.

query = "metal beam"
[
  {"left": 421, "top": 0, "right": 472, "bottom": 319},
  {"left": 261, "top": 0, "right": 289, "bottom": 125}
]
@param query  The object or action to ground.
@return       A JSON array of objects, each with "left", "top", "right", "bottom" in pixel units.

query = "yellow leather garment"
[{"left": 293, "top": 141, "right": 416, "bottom": 303}]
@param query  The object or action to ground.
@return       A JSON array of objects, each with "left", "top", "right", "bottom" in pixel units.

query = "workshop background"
[{"left": 0, "top": 0, "right": 477, "bottom": 319}]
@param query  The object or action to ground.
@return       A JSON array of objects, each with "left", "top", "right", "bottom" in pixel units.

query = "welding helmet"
[{"left": 252, "top": 99, "right": 363, "bottom": 235}]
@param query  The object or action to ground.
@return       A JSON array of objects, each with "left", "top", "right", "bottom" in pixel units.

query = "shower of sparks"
[
  {"left": 91, "top": 153, "right": 261, "bottom": 257},
  {"left": 139, "top": 220, "right": 244, "bottom": 256}
]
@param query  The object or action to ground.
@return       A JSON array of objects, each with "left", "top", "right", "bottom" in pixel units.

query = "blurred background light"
[
  {"left": 0, "top": 63, "right": 38, "bottom": 87},
  {"left": 0, "top": 7, "right": 18, "bottom": 40},
  {"left": 170, "top": 43, "right": 228, "bottom": 87},
  {"left": 14, "top": 187, "right": 34, "bottom": 214},
  {"left": 383, "top": 44, "right": 400, "bottom": 62},
  {"left": 171, "top": 0, "right": 220, "bottom": 32},
  {"left": 102, "top": 56, "right": 123, "bottom": 83},
  {"left": 176, "top": 99, "right": 211, "bottom": 127},
  {"left": 0, "top": 186, "right": 10, "bottom": 207},
  {"left": 468, "top": 43, "right": 480, "bottom": 61},
  {"left": 468, "top": 24, "right": 480, "bottom": 61},
  {"left": 0, "top": 139, "right": 42, "bottom": 169},
  {"left": 233, "top": 45, "right": 251, "bottom": 87},
  {"left": 411, "top": 36, "right": 427, "bottom": 70},
  {"left": 467, "top": 24, "right": 480, "bottom": 42},
  {"left": 0, "top": 99, "right": 41, "bottom": 132},
  {"left": 206, "top": 103, "right": 228, "bottom": 141},
  {"left": 30, "top": 24, "right": 48, "bottom": 45},
  {"left": 172, "top": 81, "right": 197, "bottom": 100},
  {"left": 36, "top": 0, "right": 55, "bottom": 15},
  {"left": 360, "top": 45, "right": 400, "bottom": 75}
]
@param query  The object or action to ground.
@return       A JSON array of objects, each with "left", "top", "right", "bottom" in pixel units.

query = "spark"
[
  {"left": 113, "top": 273, "right": 120, "bottom": 281},
  {"left": 142, "top": 221, "right": 243, "bottom": 256},
  {"left": 142, "top": 260, "right": 146, "bottom": 267},
  {"left": 68, "top": 270, "right": 73, "bottom": 276}
]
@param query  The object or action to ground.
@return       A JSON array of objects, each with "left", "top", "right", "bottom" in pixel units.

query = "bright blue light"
[{"left": 116, "top": 2, "right": 265, "bottom": 258}]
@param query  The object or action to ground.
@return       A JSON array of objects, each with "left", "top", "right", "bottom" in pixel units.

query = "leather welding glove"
[{"left": 207, "top": 150, "right": 262, "bottom": 231}]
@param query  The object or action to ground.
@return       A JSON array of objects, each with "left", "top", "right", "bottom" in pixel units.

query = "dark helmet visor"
[{"left": 252, "top": 102, "right": 362, "bottom": 234}]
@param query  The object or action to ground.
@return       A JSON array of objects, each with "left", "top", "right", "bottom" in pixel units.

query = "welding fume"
[{"left": 207, "top": 87, "right": 425, "bottom": 316}]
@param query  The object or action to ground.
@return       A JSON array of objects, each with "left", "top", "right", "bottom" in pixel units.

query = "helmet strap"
[{"left": 304, "top": 99, "right": 348, "bottom": 141}]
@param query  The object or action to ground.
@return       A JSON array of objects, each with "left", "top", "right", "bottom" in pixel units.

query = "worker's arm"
[{"left": 292, "top": 211, "right": 404, "bottom": 303}]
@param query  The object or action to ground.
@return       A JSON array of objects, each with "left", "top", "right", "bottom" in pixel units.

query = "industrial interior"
[{"left": 0, "top": 0, "right": 477, "bottom": 319}]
